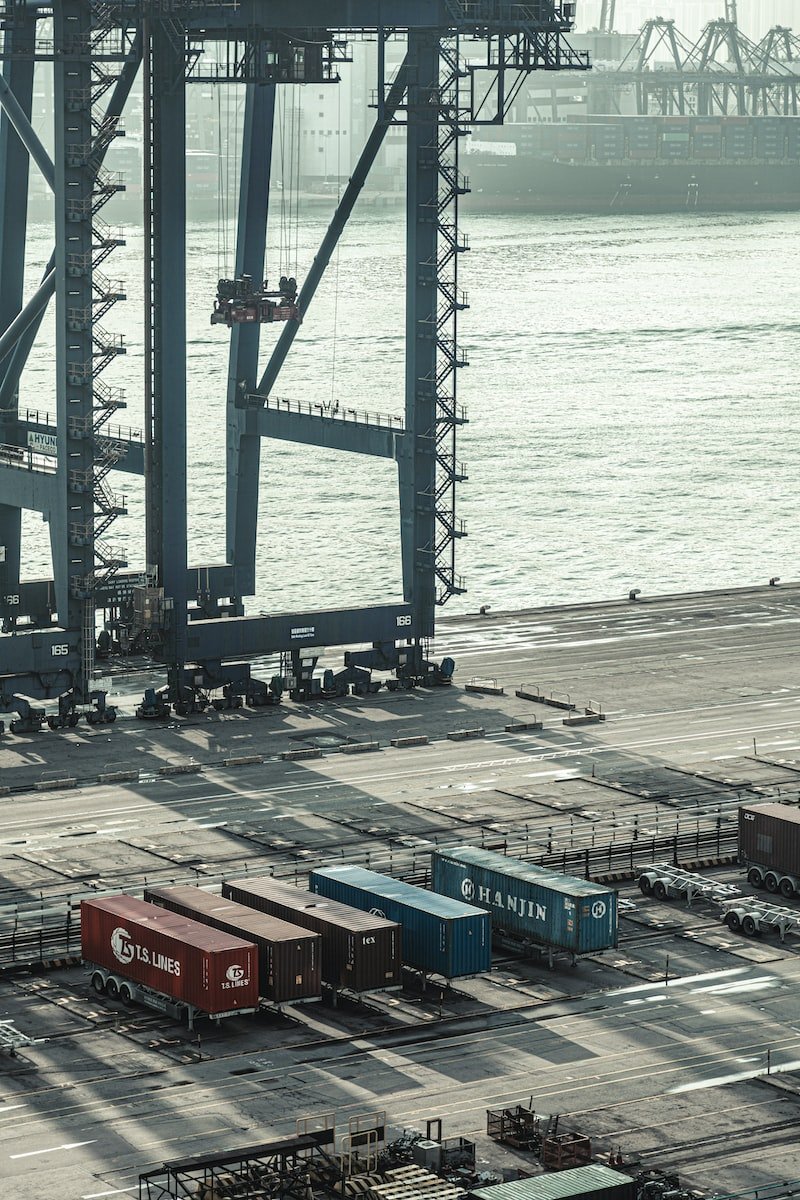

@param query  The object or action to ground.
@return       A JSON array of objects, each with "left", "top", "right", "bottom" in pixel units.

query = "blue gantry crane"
[{"left": 0, "top": 1, "right": 587, "bottom": 722}]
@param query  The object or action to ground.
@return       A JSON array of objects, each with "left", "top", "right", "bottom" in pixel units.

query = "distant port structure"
[{"left": 0, "top": 1, "right": 587, "bottom": 728}]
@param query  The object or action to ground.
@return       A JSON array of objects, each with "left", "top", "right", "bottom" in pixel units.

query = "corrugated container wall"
[
  {"left": 81, "top": 896, "right": 259, "bottom": 1015},
  {"left": 309, "top": 866, "right": 491, "bottom": 978},
  {"left": 222, "top": 877, "right": 401, "bottom": 992},
  {"left": 142, "top": 885, "right": 321, "bottom": 1003},
  {"left": 723, "top": 118, "right": 754, "bottom": 160},
  {"left": 754, "top": 119, "right": 785, "bottom": 159},
  {"left": 432, "top": 847, "right": 617, "bottom": 954},
  {"left": 739, "top": 803, "right": 800, "bottom": 877},
  {"left": 470, "top": 1164, "right": 635, "bottom": 1200},
  {"left": 591, "top": 124, "right": 624, "bottom": 161},
  {"left": 626, "top": 119, "right": 657, "bottom": 158}
]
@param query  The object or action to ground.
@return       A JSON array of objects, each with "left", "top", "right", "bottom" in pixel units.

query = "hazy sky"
[{"left": 578, "top": 0, "right": 796, "bottom": 38}]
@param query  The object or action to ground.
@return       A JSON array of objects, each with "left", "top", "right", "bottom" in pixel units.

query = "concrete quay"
[{"left": 2, "top": 584, "right": 800, "bottom": 1200}]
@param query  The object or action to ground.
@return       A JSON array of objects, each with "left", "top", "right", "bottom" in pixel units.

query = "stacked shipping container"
[
  {"left": 431, "top": 847, "right": 618, "bottom": 954},
  {"left": 309, "top": 865, "right": 491, "bottom": 978},
  {"left": 143, "top": 885, "right": 322, "bottom": 1003},
  {"left": 81, "top": 896, "right": 259, "bottom": 1016},
  {"left": 222, "top": 877, "right": 402, "bottom": 992}
]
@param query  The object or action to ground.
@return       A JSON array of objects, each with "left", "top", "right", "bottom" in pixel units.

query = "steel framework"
[
  {"left": 616, "top": 16, "right": 800, "bottom": 116},
  {"left": 0, "top": 1, "right": 587, "bottom": 718}
]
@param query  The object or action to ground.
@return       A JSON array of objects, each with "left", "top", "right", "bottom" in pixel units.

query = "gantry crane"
[{"left": 0, "top": 2, "right": 587, "bottom": 719}]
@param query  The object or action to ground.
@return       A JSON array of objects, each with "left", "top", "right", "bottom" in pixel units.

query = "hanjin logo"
[
  {"left": 458, "top": 876, "right": 547, "bottom": 923},
  {"left": 369, "top": 906, "right": 387, "bottom": 920},
  {"left": 226, "top": 964, "right": 245, "bottom": 983},
  {"left": 591, "top": 900, "right": 607, "bottom": 920},
  {"left": 110, "top": 927, "right": 135, "bottom": 965}
]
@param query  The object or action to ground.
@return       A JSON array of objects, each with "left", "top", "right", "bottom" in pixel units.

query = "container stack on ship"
[{"left": 467, "top": 115, "right": 800, "bottom": 213}]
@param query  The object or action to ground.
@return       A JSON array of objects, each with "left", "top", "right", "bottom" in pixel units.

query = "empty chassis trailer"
[
  {"left": 432, "top": 847, "right": 618, "bottom": 959},
  {"left": 222, "top": 876, "right": 401, "bottom": 993},
  {"left": 309, "top": 865, "right": 491, "bottom": 978},
  {"left": 143, "top": 885, "right": 322, "bottom": 1003},
  {"left": 80, "top": 896, "right": 259, "bottom": 1026}
]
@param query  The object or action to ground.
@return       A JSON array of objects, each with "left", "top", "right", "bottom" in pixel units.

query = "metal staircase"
[
  {"left": 431, "top": 37, "right": 470, "bottom": 604},
  {"left": 61, "top": 1, "right": 129, "bottom": 680}
]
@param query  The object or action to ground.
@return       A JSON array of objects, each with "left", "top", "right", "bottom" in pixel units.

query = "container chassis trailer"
[{"left": 86, "top": 963, "right": 259, "bottom": 1030}]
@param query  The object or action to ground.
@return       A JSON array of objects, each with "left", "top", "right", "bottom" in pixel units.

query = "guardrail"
[
  {"left": 264, "top": 394, "right": 404, "bottom": 431},
  {"left": 0, "top": 825, "right": 739, "bottom": 970},
  {"left": 0, "top": 442, "right": 57, "bottom": 474}
]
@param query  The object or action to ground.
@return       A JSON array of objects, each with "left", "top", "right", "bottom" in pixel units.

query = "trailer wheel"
[
  {"left": 119, "top": 983, "right": 133, "bottom": 1005},
  {"left": 725, "top": 911, "right": 741, "bottom": 931},
  {"left": 747, "top": 867, "right": 764, "bottom": 888},
  {"left": 91, "top": 972, "right": 106, "bottom": 993},
  {"left": 764, "top": 872, "right": 779, "bottom": 894},
  {"left": 653, "top": 880, "right": 668, "bottom": 901},
  {"left": 105, "top": 977, "right": 119, "bottom": 999},
  {"left": 779, "top": 877, "right": 795, "bottom": 899},
  {"left": 742, "top": 915, "right": 760, "bottom": 937},
  {"left": 638, "top": 876, "right": 653, "bottom": 895}
]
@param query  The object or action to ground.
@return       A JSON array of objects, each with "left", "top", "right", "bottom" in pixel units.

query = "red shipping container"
[{"left": 81, "top": 896, "right": 259, "bottom": 1016}]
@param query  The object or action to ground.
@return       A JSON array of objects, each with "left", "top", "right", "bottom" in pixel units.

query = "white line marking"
[
  {"left": 10, "top": 1139, "right": 96, "bottom": 1159},
  {"left": 82, "top": 1189, "right": 136, "bottom": 1198}
]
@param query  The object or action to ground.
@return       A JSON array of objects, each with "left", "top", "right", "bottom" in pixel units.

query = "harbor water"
[{"left": 17, "top": 205, "right": 800, "bottom": 617}]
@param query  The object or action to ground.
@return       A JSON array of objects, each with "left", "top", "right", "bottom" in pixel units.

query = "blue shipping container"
[
  {"left": 308, "top": 866, "right": 491, "bottom": 978},
  {"left": 432, "top": 847, "right": 618, "bottom": 954}
]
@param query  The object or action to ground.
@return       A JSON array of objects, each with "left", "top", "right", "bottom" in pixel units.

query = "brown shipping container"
[
  {"left": 143, "top": 885, "right": 321, "bottom": 1003},
  {"left": 81, "top": 896, "right": 259, "bottom": 1016},
  {"left": 223, "top": 877, "right": 402, "bottom": 992},
  {"left": 739, "top": 803, "right": 800, "bottom": 877}
]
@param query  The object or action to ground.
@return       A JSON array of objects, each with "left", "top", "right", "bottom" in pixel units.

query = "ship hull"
[
  {"left": 464, "top": 115, "right": 800, "bottom": 214},
  {"left": 464, "top": 155, "right": 800, "bottom": 214}
]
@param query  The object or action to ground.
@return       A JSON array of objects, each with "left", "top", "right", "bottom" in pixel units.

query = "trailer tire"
[
  {"left": 725, "top": 911, "right": 741, "bottom": 931},
  {"left": 742, "top": 915, "right": 760, "bottom": 937},
  {"left": 91, "top": 972, "right": 106, "bottom": 993},
  {"left": 779, "top": 877, "right": 795, "bottom": 898},
  {"left": 638, "top": 876, "right": 653, "bottom": 895},
  {"left": 747, "top": 867, "right": 764, "bottom": 888},
  {"left": 119, "top": 983, "right": 133, "bottom": 1005},
  {"left": 105, "top": 977, "right": 119, "bottom": 999},
  {"left": 653, "top": 880, "right": 668, "bottom": 901},
  {"left": 764, "top": 872, "right": 779, "bottom": 894}
]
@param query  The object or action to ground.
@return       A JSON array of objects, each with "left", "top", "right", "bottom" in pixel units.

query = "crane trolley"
[{"left": 211, "top": 274, "right": 300, "bottom": 327}]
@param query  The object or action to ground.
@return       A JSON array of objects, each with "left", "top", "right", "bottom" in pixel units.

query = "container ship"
[{"left": 465, "top": 114, "right": 800, "bottom": 213}]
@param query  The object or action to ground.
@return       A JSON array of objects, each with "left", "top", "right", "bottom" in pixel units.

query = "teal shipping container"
[
  {"left": 432, "top": 847, "right": 618, "bottom": 955},
  {"left": 308, "top": 865, "right": 491, "bottom": 978}
]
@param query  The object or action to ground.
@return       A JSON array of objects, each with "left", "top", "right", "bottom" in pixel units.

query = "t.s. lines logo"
[
  {"left": 110, "top": 926, "right": 135, "bottom": 965},
  {"left": 108, "top": 927, "right": 181, "bottom": 976},
  {"left": 221, "top": 962, "right": 250, "bottom": 990}
]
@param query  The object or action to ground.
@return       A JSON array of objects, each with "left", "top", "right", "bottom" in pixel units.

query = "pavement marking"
[
  {"left": 10, "top": 1139, "right": 95, "bottom": 1159},
  {"left": 82, "top": 1190, "right": 136, "bottom": 1199},
  {"left": 670, "top": 1057, "right": 800, "bottom": 1093}
]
